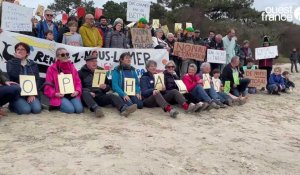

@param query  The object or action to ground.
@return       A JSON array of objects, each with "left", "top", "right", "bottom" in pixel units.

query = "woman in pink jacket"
[{"left": 44, "top": 48, "right": 83, "bottom": 114}]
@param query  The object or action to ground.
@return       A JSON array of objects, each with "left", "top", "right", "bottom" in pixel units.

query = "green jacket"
[{"left": 0, "top": 69, "right": 8, "bottom": 84}]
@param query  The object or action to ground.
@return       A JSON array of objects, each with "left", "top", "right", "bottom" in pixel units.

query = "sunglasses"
[
  {"left": 60, "top": 53, "right": 70, "bottom": 57},
  {"left": 167, "top": 66, "right": 175, "bottom": 68},
  {"left": 46, "top": 14, "right": 54, "bottom": 17}
]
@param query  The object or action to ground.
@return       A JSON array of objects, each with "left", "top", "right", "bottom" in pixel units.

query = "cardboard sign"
[
  {"left": 255, "top": 46, "right": 278, "bottom": 60},
  {"left": 224, "top": 81, "right": 231, "bottom": 94},
  {"left": 131, "top": 28, "right": 153, "bottom": 48},
  {"left": 186, "top": 23, "right": 193, "bottom": 28},
  {"left": 127, "top": 0, "right": 150, "bottom": 22},
  {"left": 233, "top": 72, "right": 240, "bottom": 85},
  {"left": 1, "top": 2, "right": 33, "bottom": 32},
  {"left": 244, "top": 69, "right": 267, "bottom": 88},
  {"left": 152, "top": 19, "right": 160, "bottom": 29},
  {"left": 154, "top": 73, "right": 165, "bottom": 91},
  {"left": 175, "top": 80, "right": 187, "bottom": 94},
  {"left": 92, "top": 70, "right": 107, "bottom": 88},
  {"left": 58, "top": 74, "right": 75, "bottom": 94},
  {"left": 173, "top": 42, "right": 206, "bottom": 61},
  {"left": 161, "top": 25, "right": 169, "bottom": 34},
  {"left": 174, "top": 23, "right": 182, "bottom": 33},
  {"left": 77, "top": 7, "right": 86, "bottom": 18},
  {"left": 35, "top": 4, "right": 45, "bottom": 16},
  {"left": 207, "top": 49, "right": 226, "bottom": 64},
  {"left": 19, "top": 75, "right": 37, "bottom": 96},
  {"left": 203, "top": 74, "right": 211, "bottom": 89},
  {"left": 124, "top": 78, "right": 136, "bottom": 96},
  {"left": 212, "top": 77, "right": 221, "bottom": 92}
]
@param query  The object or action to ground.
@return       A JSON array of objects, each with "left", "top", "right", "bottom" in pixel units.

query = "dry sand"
[{"left": 0, "top": 64, "right": 300, "bottom": 175}]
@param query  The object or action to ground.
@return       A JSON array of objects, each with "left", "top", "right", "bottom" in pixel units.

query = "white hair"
[{"left": 200, "top": 62, "right": 211, "bottom": 70}]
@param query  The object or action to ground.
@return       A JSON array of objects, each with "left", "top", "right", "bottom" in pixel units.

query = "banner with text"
[
  {"left": 255, "top": 46, "right": 278, "bottom": 60},
  {"left": 207, "top": 49, "right": 226, "bottom": 64},
  {"left": 126, "top": 0, "right": 150, "bottom": 22},
  {"left": 244, "top": 69, "right": 267, "bottom": 88},
  {"left": 173, "top": 42, "right": 206, "bottom": 61}
]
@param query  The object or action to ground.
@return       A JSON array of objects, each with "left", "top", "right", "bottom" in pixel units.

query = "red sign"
[{"left": 95, "top": 8, "right": 103, "bottom": 20}]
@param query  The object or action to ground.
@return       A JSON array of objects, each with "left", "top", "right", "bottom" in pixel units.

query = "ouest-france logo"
[{"left": 262, "top": 6, "right": 300, "bottom": 23}]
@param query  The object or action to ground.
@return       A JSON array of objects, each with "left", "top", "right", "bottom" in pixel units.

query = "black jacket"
[
  {"left": 0, "top": 69, "right": 8, "bottom": 84},
  {"left": 164, "top": 70, "right": 180, "bottom": 91},
  {"left": 221, "top": 63, "right": 242, "bottom": 87}
]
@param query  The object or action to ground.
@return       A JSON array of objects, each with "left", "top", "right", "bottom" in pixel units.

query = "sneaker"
[
  {"left": 169, "top": 109, "right": 179, "bottom": 118},
  {"left": 260, "top": 87, "right": 265, "bottom": 91},
  {"left": 238, "top": 98, "right": 247, "bottom": 105},
  {"left": 225, "top": 99, "right": 233, "bottom": 106},
  {"left": 207, "top": 102, "right": 220, "bottom": 110},
  {"left": 95, "top": 107, "right": 105, "bottom": 117},
  {"left": 216, "top": 101, "right": 226, "bottom": 108},
  {"left": 0, "top": 109, "right": 7, "bottom": 117},
  {"left": 198, "top": 102, "right": 209, "bottom": 111},
  {"left": 193, "top": 102, "right": 203, "bottom": 112},
  {"left": 121, "top": 104, "right": 137, "bottom": 117},
  {"left": 273, "top": 91, "right": 281, "bottom": 96},
  {"left": 186, "top": 103, "right": 196, "bottom": 113}
]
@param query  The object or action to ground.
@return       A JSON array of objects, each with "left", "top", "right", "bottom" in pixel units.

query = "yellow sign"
[
  {"left": 58, "top": 74, "right": 75, "bottom": 94},
  {"left": 152, "top": 19, "right": 160, "bottom": 29},
  {"left": 154, "top": 73, "right": 165, "bottom": 91},
  {"left": 161, "top": 25, "right": 169, "bottom": 34},
  {"left": 124, "top": 78, "right": 136, "bottom": 96},
  {"left": 175, "top": 80, "right": 187, "bottom": 94},
  {"left": 203, "top": 74, "right": 211, "bottom": 89},
  {"left": 212, "top": 77, "right": 221, "bottom": 92},
  {"left": 92, "top": 70, "right": 107, "bottom": 88},
  {"left": 186, "top": 22, "right": 193, "bottom": 28},
  {"left": 35, "top": 4, "right": 45, "bottom": 16},
  {"left": 174, "top": 23, "right": 182, "bottom": 33},
  {"left": 19, "top": 75, "right": 37, "bottom": 96}
]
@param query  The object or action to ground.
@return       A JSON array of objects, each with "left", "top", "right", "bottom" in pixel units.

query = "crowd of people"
[{"left": 0, "top": 4, "right": 297, "bottom": 117}]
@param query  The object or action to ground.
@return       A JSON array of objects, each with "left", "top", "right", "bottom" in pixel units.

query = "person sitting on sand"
[
  {"left": 112, "top": 53, "right": 143, "bottom": 109},
  {"left": 44, "top": 48, "right": 84, "bottom": 114},
  {"left": 282, "top": 71, "right": 295, "bottom": 93},
  {"left": 267, "top": 67, "right": 285, "bottom": 95},
  {"left": 78, "top": 53, "right": 137, "bottom": 117}
]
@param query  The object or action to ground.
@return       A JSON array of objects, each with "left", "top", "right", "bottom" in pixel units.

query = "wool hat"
[
  {"left": 185, "top": 27, "right": 195, "bottom": 32},
  {"left": 113, "top": 18, "right": 123, "bottom": 27}
]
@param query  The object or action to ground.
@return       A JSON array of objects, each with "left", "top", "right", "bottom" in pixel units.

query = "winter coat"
[
  {"left": 105, "top": 30, "right": 128, "bottom": 48},
  {"left": 36, "top": 20, "right": 59, "bottom": 42},
  {"left": 79, "top": 23, "right": 103, "bottom": 47},
  {"left": 163, "top": 70, "right": 180, "bottom": 91},
  {"left": 182, "top": 74, "right": 200, "bottom": 92}
]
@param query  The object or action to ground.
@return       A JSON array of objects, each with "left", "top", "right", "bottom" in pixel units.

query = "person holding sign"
[
  {"left": 0, "top": 69, "right": 21, "bottom": 116},
  {"left": 166, "top": 33, "right": 181, "bottom": 76},
  {"left": 182, "top": 64, "right": 220, "bottom": 110},
  {"left": 163, "top": 61, "right": 198, "bottom": 112},
  {"left": 79, "top": 54, "right": 137, "bottom": 117},
  {"left": 208, "top": 34, "right": 224, "bottom": 71},
  {"left": 152, "top": 29, "right": 169, "bottom": 51},
  {"left": 112, "top": 53, "right": 143, "bottom": 109},
  {"left": 141, "top": 60, "right": 185, "bottom": 118},
  {"left": 6, "top": 42, "right": 41, "bottom": 115},
  {"left": 105, "top": 18, "right": 128, "bottom": 48},
  {"left": 221, "top": 56, "right": 250, "bottom": 97},
  {"left": 44, "top": 48, "right": 83, "bottom": 114},
  {"left": 36, "top": 9, "right": 59, "bottom": 42}
]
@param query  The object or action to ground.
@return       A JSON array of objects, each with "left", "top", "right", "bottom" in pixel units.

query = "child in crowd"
[
  {"left": 45, "top": 30, "right": 54, "bottom": 41},
  {"left": 267, "top": 67, "right": 285, "bottom": 95},
  {"left": 240, "top": 58, "right": 257, "bottom": 94},
  {"left": 282, "top": 71, "right": 295, "bottom": 93},
  {"left": 62, "top": 21, "right": 83, "bottom": 46}
]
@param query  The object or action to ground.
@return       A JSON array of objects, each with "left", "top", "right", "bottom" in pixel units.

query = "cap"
[
  {"left": 84, "top": 55, "right": 97, "bottom": 61},
  {"left": 195, "top": 30, "right": 200, "bottom": 33}
]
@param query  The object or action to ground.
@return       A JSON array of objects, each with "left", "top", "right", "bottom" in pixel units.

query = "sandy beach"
[{"left": 0, "top": 64, "right": 299, "bottom": 175}]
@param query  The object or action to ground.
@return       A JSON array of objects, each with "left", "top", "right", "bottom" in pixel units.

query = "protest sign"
[
  {"left": 161, "top": 25, "right": 169, "bottom": 34},
  {"left": 95, "top": 8, "right": 103, "bottom": 20},
  {"left": 174, "top": 23, "right": 182, "bottom": 33},
  {"left": 154, "top": 73, "right": 165, "bottom": 91},
  {"left": 233, "top": 72, "right": 240, "bottom": 85},
  {"left": 244, "top": 69, "right": 267, "bottom": 88},
  {"left": 255, "top": 46, "right": 278, "bottom": 60},
  {"left": 124, "top": 78, "right": 136, "bottom": 96},
  {"left": 175, "top": 80, "right": 187, "bottom": 94},
  {"left": 152, "top": 19, "right": 160, "bottom": 29},
  {"left": 1, "top": 2, "right": 33, "bottom": 32},
  {"left": 20, "top": 75, "right": 37, "bottom": 96},
  {"left": 212, "top": 77, "right": 221, "bottom": 92},
  {"left": 35, "top": 4, "right": 45, "bottom": 16},
  {"left": 173, "top": 42, "right": 206, "bottom": 61},
  {"left": 207, "top": 49, "right": 226, "bottom": 64},
  {"left": 58, "top": 74, "right": 75, "bottom": 94},
  {"left": 203, "top": 74, "right": 211, "bottom": 89},
  {"left": 131, "top": 28, "right": 154, "bottom": 49},
  {"left": 127, "top": 0, "right": 150, "bottom": 22},
  {"left": 224, "top": 81, "right": 231, "bottom": 93},
  {"left": 186, "top": 23, "right": 193, "bottom": 28},
  {"left": 92, "top": 70, "right": 107, "bottom": 88}
]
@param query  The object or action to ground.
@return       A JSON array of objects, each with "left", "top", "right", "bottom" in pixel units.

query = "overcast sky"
[{"left": 20, "top": 0, "right": 300, "bottom": 24}]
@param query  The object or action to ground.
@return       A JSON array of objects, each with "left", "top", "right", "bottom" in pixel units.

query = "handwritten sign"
[
  {"left": 233, "top": 72, "right": 240, "bottom": 85},
  {"left": 212, "top": 77, "right": 221, "bottom": 92},
  {"left": 203, "top": 74, "right": 211, "bottom": 89},
  {"left": 92, "top": 70, "right": 107, "bottom": 88},
  {"left": 35, "top": 4, "right": 45, "bottom": 16},
  {"left": 173, "top": 42, "right": 206, "bottom": 61},
  {"left": 58, "top": 74, "right": 75, "bottom": 94},
  {"left": 207, "top": 49, "right": 226, "bottom": 64},
  {"left": 20, "top": 75, "right": 37, "bottom": 96},
  {"left": 131, "top": 28, "right": 153, "bottom": 49},
  {"left": 255, "top": 46, "right": 278, "bottom": 60},
  {"left": 152, "top": 19, "right": 160, "bottom": 29},
  {"left": 244, "top": 69, "right": 267, "bottom": 88},
  {"left": 161, "top": 25, "right": 169, "bottom": 34},
  {"left": 174, "top": 23, "right": 182, "bottom": 33},
  {"left": 124, "top": 78, "right": 136, "bottom": 96},
  {"left": 186, "top": 23, "right": 193, "bottom": 28},
  {"left": 154, "top": 73, "right": 165, "bottom": 91},
  {"left": 224, "top": 81, "right": 231, "bottom": 94},
  {"left": 175, "top": 80, "right": 187, "bottom": 94},
  {"left": 127, "top": 0, "right": 150, "bottom": 22},
  {"left": 1, "top": 2, "right": 33, "bottom": 32}
]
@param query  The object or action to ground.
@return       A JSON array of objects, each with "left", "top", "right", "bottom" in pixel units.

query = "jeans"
[
  {"left": 205, "top": 84, "right": 220, "bottom": 101},
  {"left": 143, "top": 89, "right": 186, "bottom": 108},
  {"left": 60, "top": 97, "right": 83, "bottom": 114},
  {"left": 124, "top": 96, "right": 143, "bottom": 109},
  {"left": 291, "top": 60, "right": 298, "bottom": 72},
  {"left": 231, "top": 78, "right": 250, "bottom": 97},
  {"left": 217, "top": 92, "right": 232, "bottom": 103},
  {"left": 190, "top": 85, "right": 212, "bottom": 102},
  {"left": 10, "top": 97, "right": 42, "bottom": 115},
  {"left": 0, "top": 85, "right": 21, "bottom": 106}
]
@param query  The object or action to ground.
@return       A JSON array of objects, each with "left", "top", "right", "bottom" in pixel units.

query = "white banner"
[
  {"left": 0, "top": 31, "right": 169, "bottom": 77},
  {"left": 255, "top": 46, "right": 278, "bottom": 60},
  {"left": 207, "top": 49, "right": 226, "bottom": 64},
  {"left": 1, "top": 2, "right": 33, "bottom": 32},
  {"left": 126, "top": 0, "right": 151, "bottom": 22}
]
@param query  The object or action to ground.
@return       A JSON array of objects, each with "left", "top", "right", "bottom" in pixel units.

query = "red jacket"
[
  {"left": 182, "top": 74, "right": 201, "bottom": 92},
  {"left": 259, "top": 58, "right": 273, "bottom": 68}
]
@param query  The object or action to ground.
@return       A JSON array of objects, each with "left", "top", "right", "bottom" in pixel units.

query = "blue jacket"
[
  {"left": 36, "top": 20, "right": 59, "bottom": 42},
  {"left": 112, "top": 65, "right": 141, "bottom": 97},
  {"left": 140, "top": 72, "right": 155, "bottom": 98},
  {"left": 269, "top": 73, "right": 285, "bottom": 87}
]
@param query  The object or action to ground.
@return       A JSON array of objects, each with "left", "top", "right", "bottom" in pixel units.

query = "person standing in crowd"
[
  {"left": 267, "top": 67, "right": 285, "bottom": 95},
  {"left": 194, "top": 29, "right": 205, "bottom": 73},
  {"left": 165, "top": 33, "right": 181, "bottom": 76},
  {"left": 0, "top": 69, "right": 21, "bottom": 116},
  {"left": 95, "top": 16, "right": 110, "bottom": 44},
  {"left": 105, "top": 18, "right": 127, "bottom": 48},
  {"left": 238, "top": 40, "right": 253, "bottom": 67},
  {"left": 152, "top": 28, "right": 170, "bottom": 50},
  {"left": 112, "top": 53, "right": 143, "bottom": 109},
  {"left": 58, "top": 16, "right": 78, "bottom": 43},
  {"left": 36, "top": 9, "right": 59, "bottom": 42},
  {"left": 179, "top": 27, "right": 195, "bottom": 77},
  {"left": 208, "top": 34, "right": 224, "bottom": 71},
  {"left": 44, "top": 48, "right": 83, "bottom": 114},
  {"left": 79, "top": 14, "right": 103, "bottom": 47},
  {"left": 223, "top": 29, "right": 236, "bottom": 65},
  {"left": 62, "top": 21, "right": 83, "bottom": 46},
  {"left": 79, "top": 54, "right": 137, "bottom": 117},
  {"left": 289, "top": 48, "right": 298, "bottom": 73},
  {"left": 204, "top": 30, "right": 216, "bottom": 47},
  {"left": 6, "top": 42, "right": 42, "bottom": 115}
]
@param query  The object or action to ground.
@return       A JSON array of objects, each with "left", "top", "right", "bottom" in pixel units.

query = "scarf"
[{"left": 56, "top": 59, "right": 72, "bottom": 74}]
